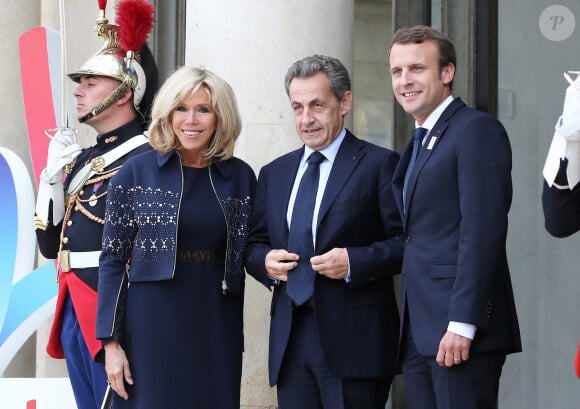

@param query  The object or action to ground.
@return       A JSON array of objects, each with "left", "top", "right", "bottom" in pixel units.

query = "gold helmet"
[{"left": 68, "top": 0, "right": 155, "bottom": 123}]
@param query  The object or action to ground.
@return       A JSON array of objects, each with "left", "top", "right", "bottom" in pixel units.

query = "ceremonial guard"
[
  {"left": 542, "top": 71, "right": 580, "bottom": 379},
  {"left": 33, "top": 1, "right": 157, "bottom": 408}
]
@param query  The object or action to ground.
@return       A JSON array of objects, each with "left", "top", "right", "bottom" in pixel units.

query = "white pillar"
[
  {"left": 0, "top": 1, "right": 40, "bottom": 172},
  {"left": 186, "top": 1, "right": 354, "bottom": 406}
]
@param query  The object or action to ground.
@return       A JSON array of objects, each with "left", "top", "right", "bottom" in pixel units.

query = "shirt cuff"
[
  {"left": 344, "top": 249, "right": 351, "bottom": 283},
  {"left": 447, "top": 321, "right": 477, "bottom": 340}
]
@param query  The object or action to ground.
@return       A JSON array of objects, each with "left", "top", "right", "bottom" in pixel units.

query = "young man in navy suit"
[
  {"left": 246, "top": 54, "right": 403, "bottom": 409},
  {"left": 388, "top": 26, "right": 521, "bottom": 409}
]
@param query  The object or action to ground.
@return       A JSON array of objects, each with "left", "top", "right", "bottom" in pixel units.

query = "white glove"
[
  {"left": 43, "top": 128, "right": 82, "bottom": 182},
  {"left": 543, "top": 75, "right": 580, "bottom": 188},
  {"left": 556, "top": 75, "right": 580, "bottom": 141},
  {"left": 36, "top": 128, "right": 81, "bottom": 225},
  {"left": 36, "top": 172, "right": 65, "bottom": 226}
]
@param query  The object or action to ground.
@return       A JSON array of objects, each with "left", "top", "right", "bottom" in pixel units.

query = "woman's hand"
[{"left": 104, "top": 341, "right": 133, "bottom": 400}]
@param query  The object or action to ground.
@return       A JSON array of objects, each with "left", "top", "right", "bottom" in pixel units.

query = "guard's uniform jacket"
[{"left": 35, "top": 120, "right": 150, "bottom": 359}]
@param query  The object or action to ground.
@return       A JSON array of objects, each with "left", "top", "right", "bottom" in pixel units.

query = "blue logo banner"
[{"left": 0, "top": 148, "right": 57, "bottom": 374}]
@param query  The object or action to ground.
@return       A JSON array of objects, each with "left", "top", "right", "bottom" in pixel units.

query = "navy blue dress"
[{"left": 113, "top": 165, "right": 244, "bottom": 409}]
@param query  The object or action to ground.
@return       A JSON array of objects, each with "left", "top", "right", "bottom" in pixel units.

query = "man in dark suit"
[
  {"left": 245, "top": 54, "right": 403, "bottom": 409},
  {"left": 388, "top": 26, "right": 521, "bottom": 409}
]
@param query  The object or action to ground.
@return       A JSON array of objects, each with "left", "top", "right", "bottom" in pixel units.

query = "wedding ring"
[{"left": 453, "top": 358, "right": 461, "bottom": 363}]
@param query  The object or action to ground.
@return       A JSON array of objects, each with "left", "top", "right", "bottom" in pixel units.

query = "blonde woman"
[{"left": 96, "top": 66, "right": 256, "bottom": 408}]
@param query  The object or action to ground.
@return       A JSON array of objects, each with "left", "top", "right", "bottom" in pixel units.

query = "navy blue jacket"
[
  {"left": 246, "top": 130, "right": 403, "bottom": 385},
  {"left": 36, "top": 120, "right": 150, "bottom": 290},
  {"left": 35, "top": 120, "right": 150, "bottom": 359},
  {"left": 392, "top": 98, "right": 521, "bottom": 356},
  {"left": 96, "top": 149, "right": 256, "bottom": 339}
]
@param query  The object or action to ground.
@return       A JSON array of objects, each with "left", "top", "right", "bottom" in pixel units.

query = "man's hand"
[
  {"left": 43, "top": 127, "right": 81, "bottom": 182},
  {"left": 104, "top": 341, "right": 133, "bottom": 400},
  {"left": 436, "top": 331, "right": 472, "bottom": 367},
  {"left": 265, "top": 249, "right": 299, "bottom": 282},
  {"left": 310, "top": 248, "right": 348, "bottom": 280}
]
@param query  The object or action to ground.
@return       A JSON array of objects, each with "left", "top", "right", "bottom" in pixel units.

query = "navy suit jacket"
[
  {"left": 246, "top": 130, "right": 403, "bottom": 385},
  {"left": 392, "top": 97, "right": 521, "bottom": 357}
]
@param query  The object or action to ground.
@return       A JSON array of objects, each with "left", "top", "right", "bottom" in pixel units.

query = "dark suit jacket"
[
  {"left": 542, "top": 162, "right": 580, "bottom": 237},
  {"left": 246, "top": 130, "right": 403, "bottom": 386},
  {"left": 392, "top": 98, "right": 522, "bottom": 356},
  {"left": 542, "top": 164, "right": 580, "bottom": 379}
]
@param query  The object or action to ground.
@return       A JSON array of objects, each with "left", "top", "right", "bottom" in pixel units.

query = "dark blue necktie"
[
  {"left": 403, "top": 127, "right": 427, "bottom": 208},
  {"left": 287, "top": 151, "right": 325, "bottom": 305}
]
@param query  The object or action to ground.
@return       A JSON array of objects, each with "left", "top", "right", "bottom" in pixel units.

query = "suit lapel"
[
  {"left": 404, "top": 97, "right": 465, "bottom": 219},
  {"left": 317, "top": 131, "right": 366, "bottom": 226},
  {"left": 392, "top": 141, "right": 413, "bottom": 220},
  {"left": 277, "top": 148, "right": 304, "bottom": 234}
]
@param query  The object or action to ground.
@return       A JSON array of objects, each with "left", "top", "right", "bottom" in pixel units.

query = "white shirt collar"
[
  {"left": 302, "top": 128, "right": 346, "bottom": 165},
  {"left": 416, "top": 95, "right": 454, "bottom": 131}
]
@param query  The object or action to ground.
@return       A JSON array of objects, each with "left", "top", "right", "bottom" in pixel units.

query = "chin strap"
[{"left": 79, "top": 81, "right": 133, "bottom": 123}]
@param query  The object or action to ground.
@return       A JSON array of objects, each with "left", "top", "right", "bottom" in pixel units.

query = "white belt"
[{"left": 59, "top": 250, "right": 101, "bottom": 272}]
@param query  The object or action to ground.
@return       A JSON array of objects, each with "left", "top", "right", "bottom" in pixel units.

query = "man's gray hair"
[{"left": 284, "top": 54, "right": 351, "bottom": 102}]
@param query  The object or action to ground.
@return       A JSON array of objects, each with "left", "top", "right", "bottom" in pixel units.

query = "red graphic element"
[
  {"left": 19, "top": 27, "right": 61, "bottom": 187},
  {"left": 26, "top": 400, "right": 36, "bottom": 409}
]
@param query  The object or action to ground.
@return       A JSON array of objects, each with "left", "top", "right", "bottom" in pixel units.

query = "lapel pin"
[{"left": 427, "top": 136, "right": 437, "bottom": 150}]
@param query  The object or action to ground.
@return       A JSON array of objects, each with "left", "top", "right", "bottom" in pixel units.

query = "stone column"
[
  {"left": 1, "top": 1, "right": 40, "bottom": 172},
  {"left": 185, "top": 1, "right": 354, "bottom": 407}
]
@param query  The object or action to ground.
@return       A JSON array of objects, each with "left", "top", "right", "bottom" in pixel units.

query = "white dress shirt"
[
  {"left": 287, "top": 128, "right": 351, "bottom": 280},
  {"left": 287, "top": 128, "right": 346, "bottom": 245}
]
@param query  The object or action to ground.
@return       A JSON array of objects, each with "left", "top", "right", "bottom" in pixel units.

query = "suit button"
[{"left": 404, "top": 235, "right": 411, "bottom": 244}]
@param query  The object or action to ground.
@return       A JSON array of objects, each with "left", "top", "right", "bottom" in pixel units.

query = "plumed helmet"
[{"left": 68, "top": 0, "right": 156, "bottom": 123}]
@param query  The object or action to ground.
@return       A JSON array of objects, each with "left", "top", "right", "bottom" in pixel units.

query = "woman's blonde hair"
[{"left": 148, "top": 66, "right": 242, "bottom": 160}]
